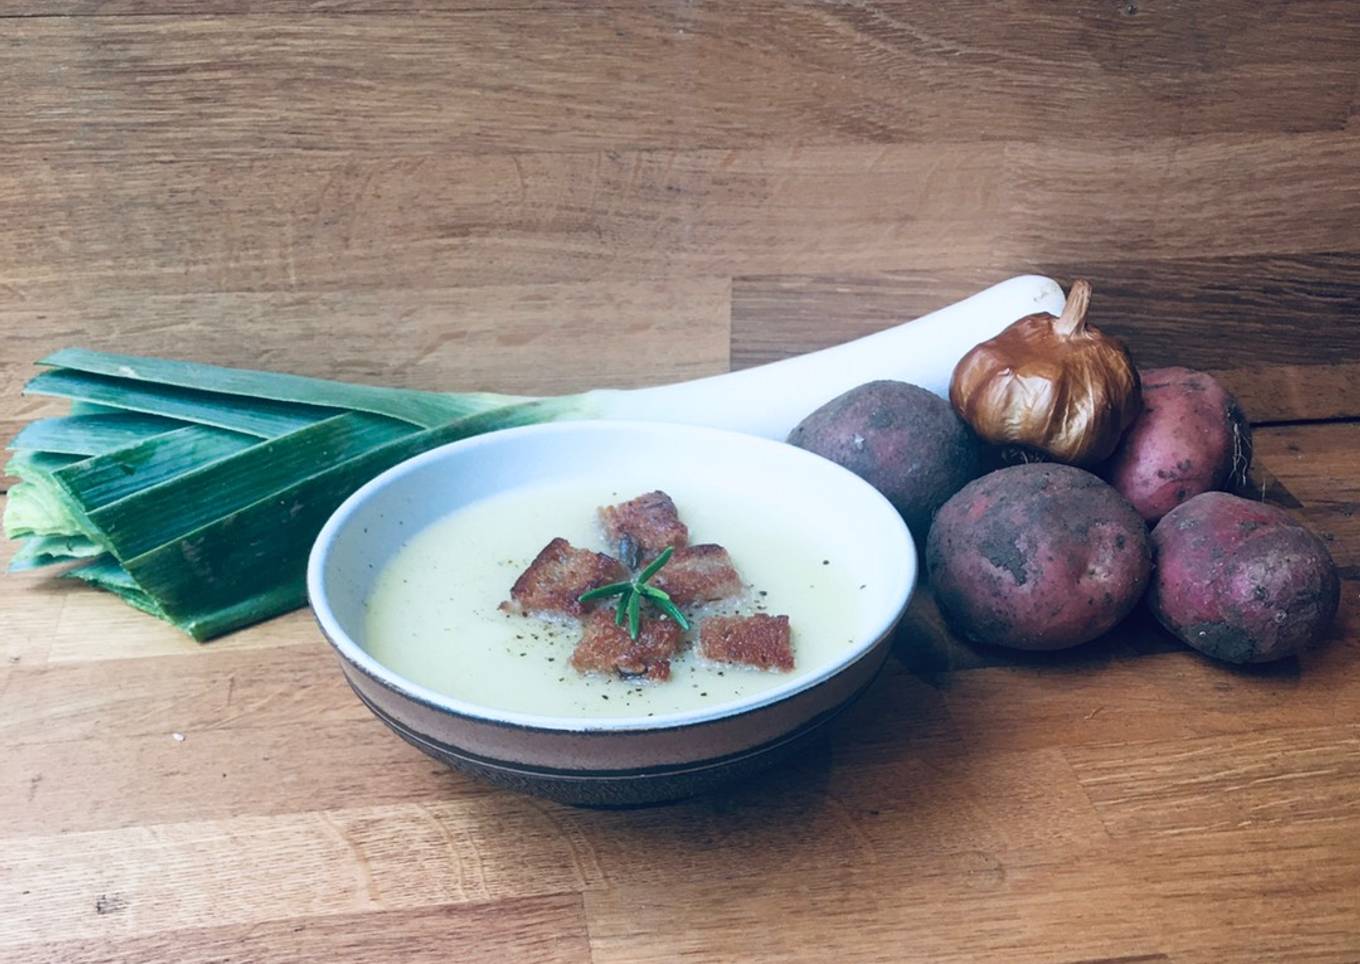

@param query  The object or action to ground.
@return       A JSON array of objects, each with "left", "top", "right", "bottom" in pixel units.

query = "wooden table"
[{"left": 3, "top": 3, "right": 1358, "bottom": 961}]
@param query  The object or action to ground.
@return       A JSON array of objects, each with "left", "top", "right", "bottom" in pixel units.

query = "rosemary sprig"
[{"left": 578, "top": 545, "right": 691, "bottom": 639}]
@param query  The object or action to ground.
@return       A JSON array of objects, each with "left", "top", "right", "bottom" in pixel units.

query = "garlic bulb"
[{"left": 949, "top": 280, "right": 1140, "bottom": 466}]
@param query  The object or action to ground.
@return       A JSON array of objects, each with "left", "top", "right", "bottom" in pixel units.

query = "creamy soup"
[{"left": 363, "top": 476, "right": 871, "bottom": 718}]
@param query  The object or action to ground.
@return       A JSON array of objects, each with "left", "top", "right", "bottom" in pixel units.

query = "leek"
[{"left": 4, "top": 275, "right": 1065, "bottom": 640}]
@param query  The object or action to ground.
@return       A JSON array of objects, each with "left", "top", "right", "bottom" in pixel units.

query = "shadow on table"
[{"left": 446, "top": 581, "right": 1352, "bottom": 875}]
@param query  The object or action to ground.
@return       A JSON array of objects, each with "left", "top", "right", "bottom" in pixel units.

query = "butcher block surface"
[{"left": 1, "top": 2, "right": 1358, "bottom": 961}]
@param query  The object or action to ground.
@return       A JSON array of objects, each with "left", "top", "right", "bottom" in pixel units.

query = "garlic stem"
[{"left": 1053, "top": 280, "right": 1092, "bottom": 336}]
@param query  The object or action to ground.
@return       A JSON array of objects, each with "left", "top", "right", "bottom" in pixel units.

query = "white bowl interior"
[{"left": 309, "top": 420, "right": 915, "bottom": 730}]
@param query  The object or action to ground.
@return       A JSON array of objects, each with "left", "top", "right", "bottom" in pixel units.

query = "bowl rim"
[{"left": 307, "top": 419, "right": 916, "bottom": 734}]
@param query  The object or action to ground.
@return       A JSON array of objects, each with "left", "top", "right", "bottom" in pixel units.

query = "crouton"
[
  {"left": 570, "top": 609, "right": 684, "bottom": 681},
  {"left": 505, "top": 537, "right": 627, "bottom": 618},
  {"left": 651, "top": 544, "right": 743, "bottom": 605},
  {"left": 598, "top": 490, "right": 688, "bottom": 562},
  {"left": 700, "top": 614, "right": 794, "bottom": 671}
]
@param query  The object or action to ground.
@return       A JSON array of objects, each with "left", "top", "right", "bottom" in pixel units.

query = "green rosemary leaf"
[
  {"left": 626, "top": 590, "right": 641, "bottom": 639},
  {"left": 578, "top": 581, "right": 633, "bottom": 603},
  {"left": 636, "top": 545, "right": 674, "bottom": 585},
  {"left": 652, "top": 597, "right": 691, "bottom": 631}
]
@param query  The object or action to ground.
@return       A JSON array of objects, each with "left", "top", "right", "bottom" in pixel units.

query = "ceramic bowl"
[{"left": 307, "top": 421, "right": 916, "bottom": 806}]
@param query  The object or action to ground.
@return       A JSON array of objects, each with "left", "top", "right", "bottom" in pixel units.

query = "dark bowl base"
[{"left": 357, "top": 683, "right": 871, "bottom": 807}]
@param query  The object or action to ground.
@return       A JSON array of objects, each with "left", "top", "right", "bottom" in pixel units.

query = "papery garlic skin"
[{"left": 949, "top": 281, "right": 1141, "bottom": 466}]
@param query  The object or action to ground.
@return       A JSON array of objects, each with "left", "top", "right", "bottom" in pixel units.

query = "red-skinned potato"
[
  {"left": 788, "top": 380, "right": 988, "bottom": 545},
  {"left": 1149, "top": 492, "right": 1339, "bottom": 663},
  {"left": 1102, "top": 367, "right": 1251, "bottom": 522},
  {"left": 926, "top": 463, "right": 1151, "bottom": 650}
]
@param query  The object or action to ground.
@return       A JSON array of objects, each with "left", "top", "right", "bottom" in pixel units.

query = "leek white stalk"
[
  {"left": 5, "top": 274, "right": 1066, "bottom": 639},
  {"left": 584, "top": 274, "right": 1066, "bottom": 438}
]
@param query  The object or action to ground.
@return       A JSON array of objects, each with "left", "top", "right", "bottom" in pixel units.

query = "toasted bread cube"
[
  {"left": 599, "top": 490, "right": 688, "bottom": 561},
  {"left": 505, "top": 537, "right": 627, "bottom": 618},
  {"left": 700, "top": 614, "right": 794, "bottom": 671},
  {"left": 651, "top": 544, "right": 743, "bottom": 605},
  {"left": 571, "top": 609, "right": 684, "bottom": 681}
]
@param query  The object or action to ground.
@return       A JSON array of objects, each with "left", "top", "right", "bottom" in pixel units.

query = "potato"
[
  {"left": 787, "top": 380, "right": 987, "bottom": 542},
  {"left": 1149, "top": 492, "right": 1339, "bottom": 663},
  {"left": 926, "top": 463, "right": 1151, "bottom": 650},
  {"left": 1102, "top": 367, "right": 1252, "bottom": 522}
]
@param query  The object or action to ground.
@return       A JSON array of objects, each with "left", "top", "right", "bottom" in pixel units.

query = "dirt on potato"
[
  {"left": 926, "top": 463, "right": 1151, "bottom": 650},
  {"left": 1102, "top": 367, "right": 1252, "bottom": 522},
  {"left": 788, "top": 380, "right": 988, "bottom": 545},
  {"left": 1149, "top": 492, "right": 1339, "bottom": 663}
]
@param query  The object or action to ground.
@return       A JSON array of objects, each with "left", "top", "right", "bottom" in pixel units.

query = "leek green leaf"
[
  {"left": 9, "top": 413, "right": 182, "bottom": 455},
  {"left": 2, "top": 481, "right": 93, "bottom": 540},
  {"left": 26, "top": 369, "right": 336, "bottom": 437},
  {"left": 66, "top": 556, "right": 168, "bottom": 620},
  {"left": 86, "top": 412, "right": 416, "bottom": 560},
  {"left": 52, "top": 425, "right": 256, "bottom": 510},
  {"left": 6, "top": 345, "right": 578, "bottom": 641},
  {"left": 8, "top": 534, "right": 103, "bottom": 572},
  {"left": 42, "top": 348, "right": 517, "bottom": 429}
]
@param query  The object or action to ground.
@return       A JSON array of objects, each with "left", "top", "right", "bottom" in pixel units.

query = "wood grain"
[
  {"left": 938, "top": 620, "right": 1360, "bottom": 755},
  {"left": 0, "top": 279, "right": 731, "bottom": 455},
  {"left": 0, "top": 146, "right": 1006, "bottom": 303},
  {"left": 1067, "top": 724, "right": 1360, "bottom": 838},
  {"left": 0, "top": 537, "right": 63, "bottom": 667},
  {"left": 0, "top": 645, "right": 361, "bottom": 746},
  {"left": 1, "top": 898, "right": 593, "bottom": 964},
  {"left": 1251, "top": 424, "right": 1360, "bottom": 578},
  {"left": 6, "top": 131, "right": 1356, "bottom": 308},
  {"left": 1, "top": 723, "right": 494, "bottom": 837},
  {"left": 3, "top": 2, "right": 1359, "bottom": 961},
  {"left": 1005, "top": 131, "right": 1360, "bottom": 262},
  {"left": 0, "top": 802, "right": 597, "bottom": 944},
  {"left": 5, "top": 5, "right": 1355, "bottom": 160},
  {"left": 583, "top": 824, "right": 1360, "bottom": 963},
  {"left": 732, "top": 252, "right": 1360, "bottom": 422}
]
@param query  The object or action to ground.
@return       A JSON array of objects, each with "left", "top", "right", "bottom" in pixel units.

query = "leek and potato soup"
[{"left": 363, "top": 477, "right": 869, "bottom": 718}]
